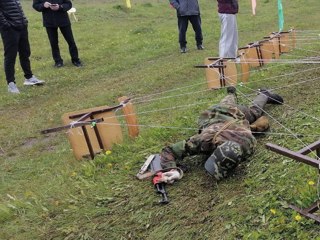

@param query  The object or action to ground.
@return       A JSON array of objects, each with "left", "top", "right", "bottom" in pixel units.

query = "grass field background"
[{"left": 1, "top": 0, "right": 320, "bottom": 239}]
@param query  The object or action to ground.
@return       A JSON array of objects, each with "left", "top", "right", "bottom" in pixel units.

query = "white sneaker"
[
  {"left": 8, "top": 82, "right": 20, "bottom": 94},
  {"left": 24, "top": 75, "right": 45, "bottom": 86}
]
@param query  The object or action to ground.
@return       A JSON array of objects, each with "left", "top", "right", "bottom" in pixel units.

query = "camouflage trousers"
[{"left": 238, "top": 94, "right": 268, "bottom": 124}]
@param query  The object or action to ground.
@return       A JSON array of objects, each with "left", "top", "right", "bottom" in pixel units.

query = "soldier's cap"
[{"left": 205, "top": 141, "right": 243, "bottom": 180}]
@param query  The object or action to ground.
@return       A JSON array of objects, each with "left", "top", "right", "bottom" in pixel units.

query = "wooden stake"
[
  {"left": 238, "top": 51, "right": 250, "bottom": 83},
  {"left": 118, "top": 96, "right": 139, "bottom": 138},
  {"left": 204, "top": 58, "right": 237, "bottom": 89}
]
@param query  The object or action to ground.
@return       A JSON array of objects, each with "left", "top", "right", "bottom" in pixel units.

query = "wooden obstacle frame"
[
  {"left": 195, "top": 29, "right": 296, "bottom": 90},
  {"left": 259, "top": 39, "right": 276, "bottom": 63},
  {"left": 236, "top": 29, "right": 296, "bottom": 84},
  {"left": 194, "top": 57, "right": 237, "bottom": 89},
  {"left": 269, "top": 29, "right": 296, "bottom": 55},
  {"left": 266, "top": 140, "right": 320, "bottom": 223},
  {"left": 41, "top": 97, "right": 139, "bottom": 160},
  {"left": 238, "top": 42, "right": 263, "bottom": 68},
  {"left": 238, "top": 52, "right": 250, "bottom": 83}
]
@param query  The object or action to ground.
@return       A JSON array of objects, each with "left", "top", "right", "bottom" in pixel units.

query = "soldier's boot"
[
  {"left": 226, "top": 86, "right": 236, "bottom": 95},
  {"left": 259, "top": 89, "right": 284, "bottom": 104}
]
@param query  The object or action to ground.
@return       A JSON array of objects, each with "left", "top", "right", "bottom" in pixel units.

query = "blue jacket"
[{"left": 169, "top": 0, "right": 200, "bottom": 16}]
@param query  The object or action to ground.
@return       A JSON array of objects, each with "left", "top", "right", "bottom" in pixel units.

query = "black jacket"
[
  {"left": 0, "top": 0, "right": 28, "bottom": 31},
  {"left": 33, "top": 0, "right": 72, "bottom": 28},
  {"left": 169, "top": 0, "right": 200, "bottom": 17}
]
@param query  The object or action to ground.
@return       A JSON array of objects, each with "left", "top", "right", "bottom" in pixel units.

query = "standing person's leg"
[
  {"left": 219, "top": 13, "right": 238, "bottom": 58},
  {"left": 59, "top": 25, "right": 80, "bottom": 65},
  {"left": 46, "top": 27, "right": 63, "bottom": 65},
  {"left": 229, "top": 14, "right": 238, "bottom": 57},
  {"left": 189, "top": 15, "right": 203, "bottom": 49},
  {"left": 18, "top": 26, "right": 33, "bottom": 80},
  {"left": 1, "top": 29, "right": 19, "bottom": 84},
  {"left": 19, "top": 26, "right": 45, "bottom": 86},
  {"left": 178, "top": 16, "right": 188, "bottom": 52}
]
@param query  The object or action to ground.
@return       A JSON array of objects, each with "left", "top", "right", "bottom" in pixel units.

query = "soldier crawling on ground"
[{"left": 155, "top": 86, "right": 284, "bottom": 183}]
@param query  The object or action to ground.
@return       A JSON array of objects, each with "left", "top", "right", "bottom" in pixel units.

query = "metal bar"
[
  {"left": 297, "top": 140, "right": 320, "bottom": 155},
  {"left": 265, "top": 143, "right": 319, "bottom": 168},
  {"left": 194, "top": 64, "right": 224, "bottom": 69},
  {"left": 41, "top": 118, "right": 104, "bottom": 134},
  {"left": 207, "top": 57, "right": 235, "bottom": 60},
  {"left": 277, "top": 36, "right": 281, "bottom": 55},
  {"left": 90, "top": 115, "right": 104, "bottom": 150},
  {"left": 77, "top": 112, "right": 93, "bottom": 122},
  {"left": 81, "top": 125, "right": 95, "bottom": 160},
  {"left": 68, "top": 98, "right": 131, "bottom": 119},
  {"left": 256, "top": 46, "right": 264, "bottom": 66},
  {"left": 218, "top": 61, "right": 225, "bottom": 87},
  {"left": 207, "top": 58, "right": 223, "bottom": 68},
  {"left": 238, "top": 43, "right": 261, "bottom": 50},
  {"left": 304, "top": 201, "right": 320, "bottom": 214},
  {"left": 289, "top": 204, "right": 320, "bottom": 223}
]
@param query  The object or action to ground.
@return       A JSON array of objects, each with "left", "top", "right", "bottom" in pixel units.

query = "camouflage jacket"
[
  {"left": 160, "top": 103, "right": 257, "bottom": 169},
  {"left": 197, "top": 104, "right": 256, "bottom": 158}
]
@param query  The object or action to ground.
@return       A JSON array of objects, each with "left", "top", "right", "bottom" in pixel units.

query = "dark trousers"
[
  {"left": 0, "top": 26, "right": 33, "bottom": 84},
  {"left": 177, "top": 15, "right": 203, "bottom": 48},
  {"left": 46, "top": 25, "right": 79, "bottom": 64}
]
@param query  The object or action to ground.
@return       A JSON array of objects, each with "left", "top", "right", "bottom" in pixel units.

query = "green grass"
[{"left": 1, "top": 0, "right": 320, "bottom": 239}]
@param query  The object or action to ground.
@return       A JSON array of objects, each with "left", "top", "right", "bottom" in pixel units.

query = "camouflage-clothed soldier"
[{"left": 159, "top": 87, "right": 283, "bottom": 181}]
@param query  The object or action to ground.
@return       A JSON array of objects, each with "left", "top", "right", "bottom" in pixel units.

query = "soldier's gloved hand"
[
  {"left": 250, "top": 116, "right": 269, "bottom": 132},
  {"left": 160, "top": 170, "right": 181, "bottom": 184}
]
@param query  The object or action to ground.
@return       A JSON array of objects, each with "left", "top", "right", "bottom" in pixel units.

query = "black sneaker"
[
  {"left": 226, "top": 86, "right": 236, "bottom": 94},
  {"left": 180, "top": 47, "right": 187, "bottom": 53},
  {"left": 54, "top": 62, "right": 64, "bottom": 68},
  {"left": 72, "top": 60, "right": 82, "bottom": 67},
  {"left": 197, "top": 45, "right": 204, "bottom": 50},
  {"left": 259, "top": 89, "right": 284, "bottom": 104}
]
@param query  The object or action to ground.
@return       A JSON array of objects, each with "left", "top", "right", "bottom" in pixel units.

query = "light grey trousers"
[{"left": 218, "top": 13, "right": 238, "bottom": 58}]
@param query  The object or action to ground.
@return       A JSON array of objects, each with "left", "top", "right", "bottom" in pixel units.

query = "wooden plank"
[
  {"left": 260, "top": 40, "right": 274, "bottom": 64},
  {"left": 62, "top": 106, "right": 123, "bottom": 160},
  {"left": 224, "top": 60, "right": 237, "bottom": 86},
  {"left": 204, "top": 57, "right": 223, "bottom": 89},
  {"left": 238, "top": 50, "right": 250, "bottom": 83},
  {"left": 279, "top": 32, "right": 290, "bottom": 53},
  {"left": 239, "top": 45, "right": 261, "bottom": 67},
  {"left": 118, "top": 96, "right": 139, "bottom": 138},
  {"left": 269, "top": 35, "right": 280, "bottom": 59}
]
